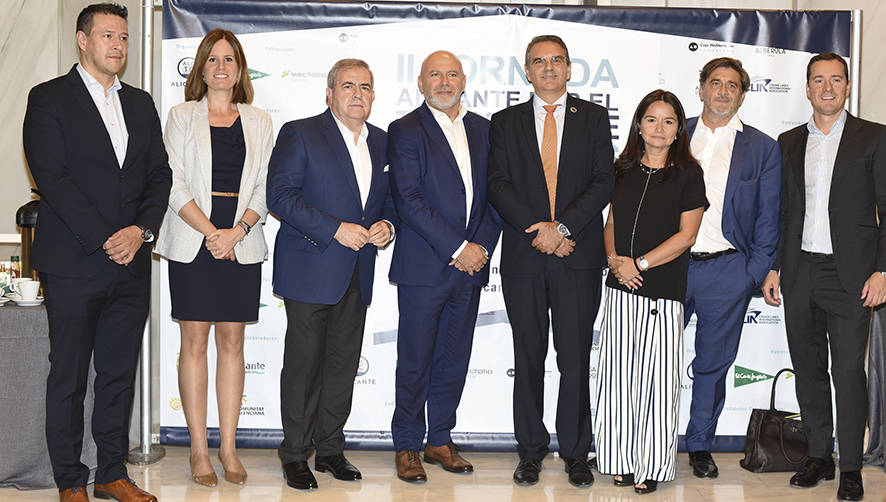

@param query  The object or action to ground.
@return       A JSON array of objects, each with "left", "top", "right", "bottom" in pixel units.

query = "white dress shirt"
[
  {"left": 802, "top": 110, "right": 846, "bottom": 254},
  {"left": 77, "top": 63, "right": 128, "bottom": 167},
  {"left": 332, "top": 113, "right": 372, "bottom": 208},
  {"left": 426, "top": 103, "right": 476, "bottom": 259},
  {"left": 690, "top": 113, "right": 743, "bottom": 253},
  {"left": 532, "top": 92, "right": 567, "bottom": 162}
]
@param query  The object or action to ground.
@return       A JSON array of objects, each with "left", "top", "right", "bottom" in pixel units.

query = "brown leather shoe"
[
  {"left": 424, "top": 442, "right": 474, "bottom": 473},
  {"left": 59, "top": 487, "right": 90, "bottom": 502},
  {"left": 395, "top": 450, "right": 427, "bottom": 482},
  {"left": 93, "top": 478, "right": 157, "bottom": 502}
]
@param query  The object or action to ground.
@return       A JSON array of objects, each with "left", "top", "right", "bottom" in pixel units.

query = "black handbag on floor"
[{"left": 739, "top": 368, "right": 809, "bottom": 472}]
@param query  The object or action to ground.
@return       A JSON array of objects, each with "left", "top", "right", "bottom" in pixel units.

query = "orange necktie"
[{"left": 541, "top": 104, "right": 559, "bottom": 221}]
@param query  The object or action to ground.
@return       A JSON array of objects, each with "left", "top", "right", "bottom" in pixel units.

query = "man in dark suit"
[
  {"left": 682, "top": 57, "right": 780, "bottom": 479},
  {"left": 387, "top": 50, "right": 502, "bottom": 483},
  {"left": 267, "top": 58, "right": 396, "bottom": 491},
  {"left": 487, "top": 35, "right": 614, "bottom": 487},
  {"left": 22, "top": 4, "right": 170, "bottom": 502},
  {"left": 762, "top": 52, "right": 886, "bottom": 501}
]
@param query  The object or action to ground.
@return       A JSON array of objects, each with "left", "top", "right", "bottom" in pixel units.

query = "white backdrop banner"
[{"left": 159, "top": 1, "right": 851, "bottom": 451}]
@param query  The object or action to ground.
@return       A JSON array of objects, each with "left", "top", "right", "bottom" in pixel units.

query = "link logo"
[{"left": 733, "top": 365, "right": 774, "bottom": 388}]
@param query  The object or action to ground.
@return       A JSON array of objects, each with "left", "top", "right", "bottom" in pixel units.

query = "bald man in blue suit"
[{"left": 387, "top": 51, "right": 501, "bottom": 483}]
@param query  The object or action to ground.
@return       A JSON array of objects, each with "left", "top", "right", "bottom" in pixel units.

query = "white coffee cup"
[{"left": 14, "top": 279, "right": 40, "bottom": 301}]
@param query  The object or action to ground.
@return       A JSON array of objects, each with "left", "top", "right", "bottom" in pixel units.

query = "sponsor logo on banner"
[
  {"left": 468, "top": 368, "right": 494, "bottom": 376},
  {"left": 354, "top": 356, "right": 375, "bottom": 385},
  {"left": 733, "top": 365, "right": 775, "bottom": 388},
  {"left": 177, "top": 57, "right": 194, "bottom": 78},
  {"left": 687, "top": 41, "right": 735, "bottom": 54},
  {"left": 356, "top": 356, "right": 369, "bottom": 376},
  {"left": 248, "top": 68, "right": 271, "bottom": 80},
  {"left": 507, "top": 368, "right": 515, "bottom": 377},
  {"left": 245, "top": 361, "right": 266, "bottom": 375},
  {"left": 281, "top": 69, "right": 327, "bottom": 81},
  {"left": 169, "top": 397, "right": 182, "bottom": 411},
  {"left": 239, "top": 394, "right": 265, "bottom": 416},
  {"left": 749, "top": 75, "right": 791, "bottom": 94},
  {"left": 744, "top": 308, "right": 781, "bottom": 324},
  {"left": 755, "top": 47, "right": 787, "bottom": 56}
]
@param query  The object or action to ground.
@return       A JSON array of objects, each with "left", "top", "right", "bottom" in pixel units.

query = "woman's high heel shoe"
[{"left": 218, "top": 453, "right": 247, "bottom": 485}]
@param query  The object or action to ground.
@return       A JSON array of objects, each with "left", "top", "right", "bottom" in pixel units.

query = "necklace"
[
  {"left": 629, "top": 162, "right": 654, "bottom": 268},
  {"left": 639, "top": 162, "right": 664, "bottom": 174}
]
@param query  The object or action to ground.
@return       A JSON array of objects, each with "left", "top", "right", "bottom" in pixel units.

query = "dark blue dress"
[{"left": 169, "top": 116, "right": 261, "bottom": 322}]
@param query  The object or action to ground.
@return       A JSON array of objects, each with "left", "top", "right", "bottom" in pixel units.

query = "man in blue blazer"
[
  {"left": 267, "top": 59, "right": 396, "bottom": 491},
  {"left": 683, "top": 57, "right": 781, "bottom": 478},
  {"left": 387, "top": 51, "right": 501, "bottom": 483}
]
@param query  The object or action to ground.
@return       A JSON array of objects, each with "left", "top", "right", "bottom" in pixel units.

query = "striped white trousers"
[{"left": 594, "top": 286, "right": 684, "bottom": 483}]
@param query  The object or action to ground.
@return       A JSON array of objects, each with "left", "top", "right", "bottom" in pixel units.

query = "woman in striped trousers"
[{"left": 594, "top": 90, "right": 708, "bottom": 494}]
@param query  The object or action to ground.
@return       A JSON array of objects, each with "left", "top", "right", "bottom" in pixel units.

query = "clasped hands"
[
  {"left": 103, "top": 225, "right": 143, "bottom": 265},
  {"left": 449, "top": 243, "right": 488, "bottom": 276},
  {"left": 334, "top": 221, "right": 391, "bottom": 251},
  {"left": 608, "top": 255, "right": 643, "bottom": 289},
  {"left": 205, "top": 226, "right": 245, "bottom": 261},
  {"left": 525, "top": 221, "right": 574, "bottom": 258}
]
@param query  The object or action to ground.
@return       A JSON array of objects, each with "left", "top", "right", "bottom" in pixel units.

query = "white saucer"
[{"left": 10, "top": 296, "right": 43, "bottom": 306}]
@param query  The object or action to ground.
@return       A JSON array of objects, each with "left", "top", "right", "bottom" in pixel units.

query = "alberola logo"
[
  {"left": 733, "top": 366, "right": 775, "bottom": 388},
  {"left": 248, "top": 68, "right": 270, "bottom": 80}
]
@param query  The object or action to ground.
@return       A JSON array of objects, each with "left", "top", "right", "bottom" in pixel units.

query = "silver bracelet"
[{"left": 237, "top": 220, "right": 251, "bottom": 235}]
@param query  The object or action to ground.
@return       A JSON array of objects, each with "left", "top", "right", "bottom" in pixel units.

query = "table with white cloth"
[{"left": 0, "top": 303, "right": 96, "bottom": 490}]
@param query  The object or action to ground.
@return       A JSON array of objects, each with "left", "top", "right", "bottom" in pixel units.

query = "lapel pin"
[{"left": 569, "top": 106, "right": 577, "bottom": 113}]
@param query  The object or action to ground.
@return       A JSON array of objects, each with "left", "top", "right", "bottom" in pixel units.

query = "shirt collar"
[
  {"left": 698, "top": 112, "right": 744, "bottom": 134},
  {"left": 331, "top": 110, "right": 368, "bottom": 145},
  {"left": 533, "top": 92, "right": 568, "bottom": 114},
  {"left": 807, "top": 109, "right": 847, "bottom": 136},
  {"left": 76, "top": 63, "right": 121, "bottom": 95},
  {"left": 427, "top": 101, "right": 467, "bottom": 125}
]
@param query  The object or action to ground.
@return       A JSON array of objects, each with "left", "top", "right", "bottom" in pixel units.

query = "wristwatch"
[
  {"left": 555, "top": 221, "right": 571, "bottom": 238},
  {"left": 880, "top": 271, "right": 886, "bottom": 279},
  {"left": 636, "top": 255, "right": 649, "bottom": 271},
  {"left": 137, "top": 224, "right": 153, "bottom": 242}
]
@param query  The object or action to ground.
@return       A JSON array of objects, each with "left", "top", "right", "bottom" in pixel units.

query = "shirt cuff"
[
  {"left": 382, "top": 219, "right": 395, "bottom": 243},
  {"left": 452, "top": 240, "right": 469, "bottom": 260}
]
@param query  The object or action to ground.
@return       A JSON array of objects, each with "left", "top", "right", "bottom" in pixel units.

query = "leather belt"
[
  {"left": 690, "top": 248, "right": 738, "bottom": 261},
  {"left": 801, "top": 250, "right": 834, "bottom": 259},
  {"left": 211, "top": 191, "right": 239, "bottom": 197}
]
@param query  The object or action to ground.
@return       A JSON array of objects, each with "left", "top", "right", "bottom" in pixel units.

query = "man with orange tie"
[{"left": 487, "top": 34, "right": 614, "bottom": 487}]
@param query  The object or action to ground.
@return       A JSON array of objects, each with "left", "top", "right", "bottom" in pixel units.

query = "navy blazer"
[
  {"left": 776, "top": 113, "right": 886, "bottom": 295},
  {"left": 388, "top": 103, "right": 502, "bottom": 287},
  {"left": 267, "top": 109, "right": 396, "bottom": 305},
  {"left": 23, "top": 65, "right": 171, "bottom": 278},
  {"left": 687, "top": 117, "right": 781, "bottom": 286}
]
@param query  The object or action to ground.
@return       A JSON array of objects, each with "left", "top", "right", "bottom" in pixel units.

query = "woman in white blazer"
[{"left": 155, "top": 29, "right": 272, "bottom": 487}]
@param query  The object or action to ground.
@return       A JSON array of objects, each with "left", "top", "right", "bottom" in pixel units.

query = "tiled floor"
[{"left": 4, "top": 447, "right": 885, "bottom": 501}]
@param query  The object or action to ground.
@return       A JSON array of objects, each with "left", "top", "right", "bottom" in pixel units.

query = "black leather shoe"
[
  {"left": 513, "top": 458, "right": 541, "bottom": 486},
  {"left": 315, "top": 453, "right": 361, "bottom": 481},
  {"left": 688, "top": 450, "right": 719, "bottom": 479},
  {"left": 563, "top": 458, "right": 594, "bottom": 487},
  {"left": 837, "top": 470, "right": 863, "bottom": 500},
  {"left": 790, "top": 457, "right": 835, "bottom": 488},
  {"left": 283, "top": 461, "right": 318, "bottom": 490}
]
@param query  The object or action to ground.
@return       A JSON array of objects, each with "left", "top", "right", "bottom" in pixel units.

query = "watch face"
[{"left": 557, "top": 224, "right": 568, "bottom": 235}]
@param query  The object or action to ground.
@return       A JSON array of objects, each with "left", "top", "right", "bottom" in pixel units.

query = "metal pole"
[
  {"left": 849, "top": 9, "right": 861, "bottom": 116},
  {"left": 129, "top": 0, "right": 165, "bottom": 465}
]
